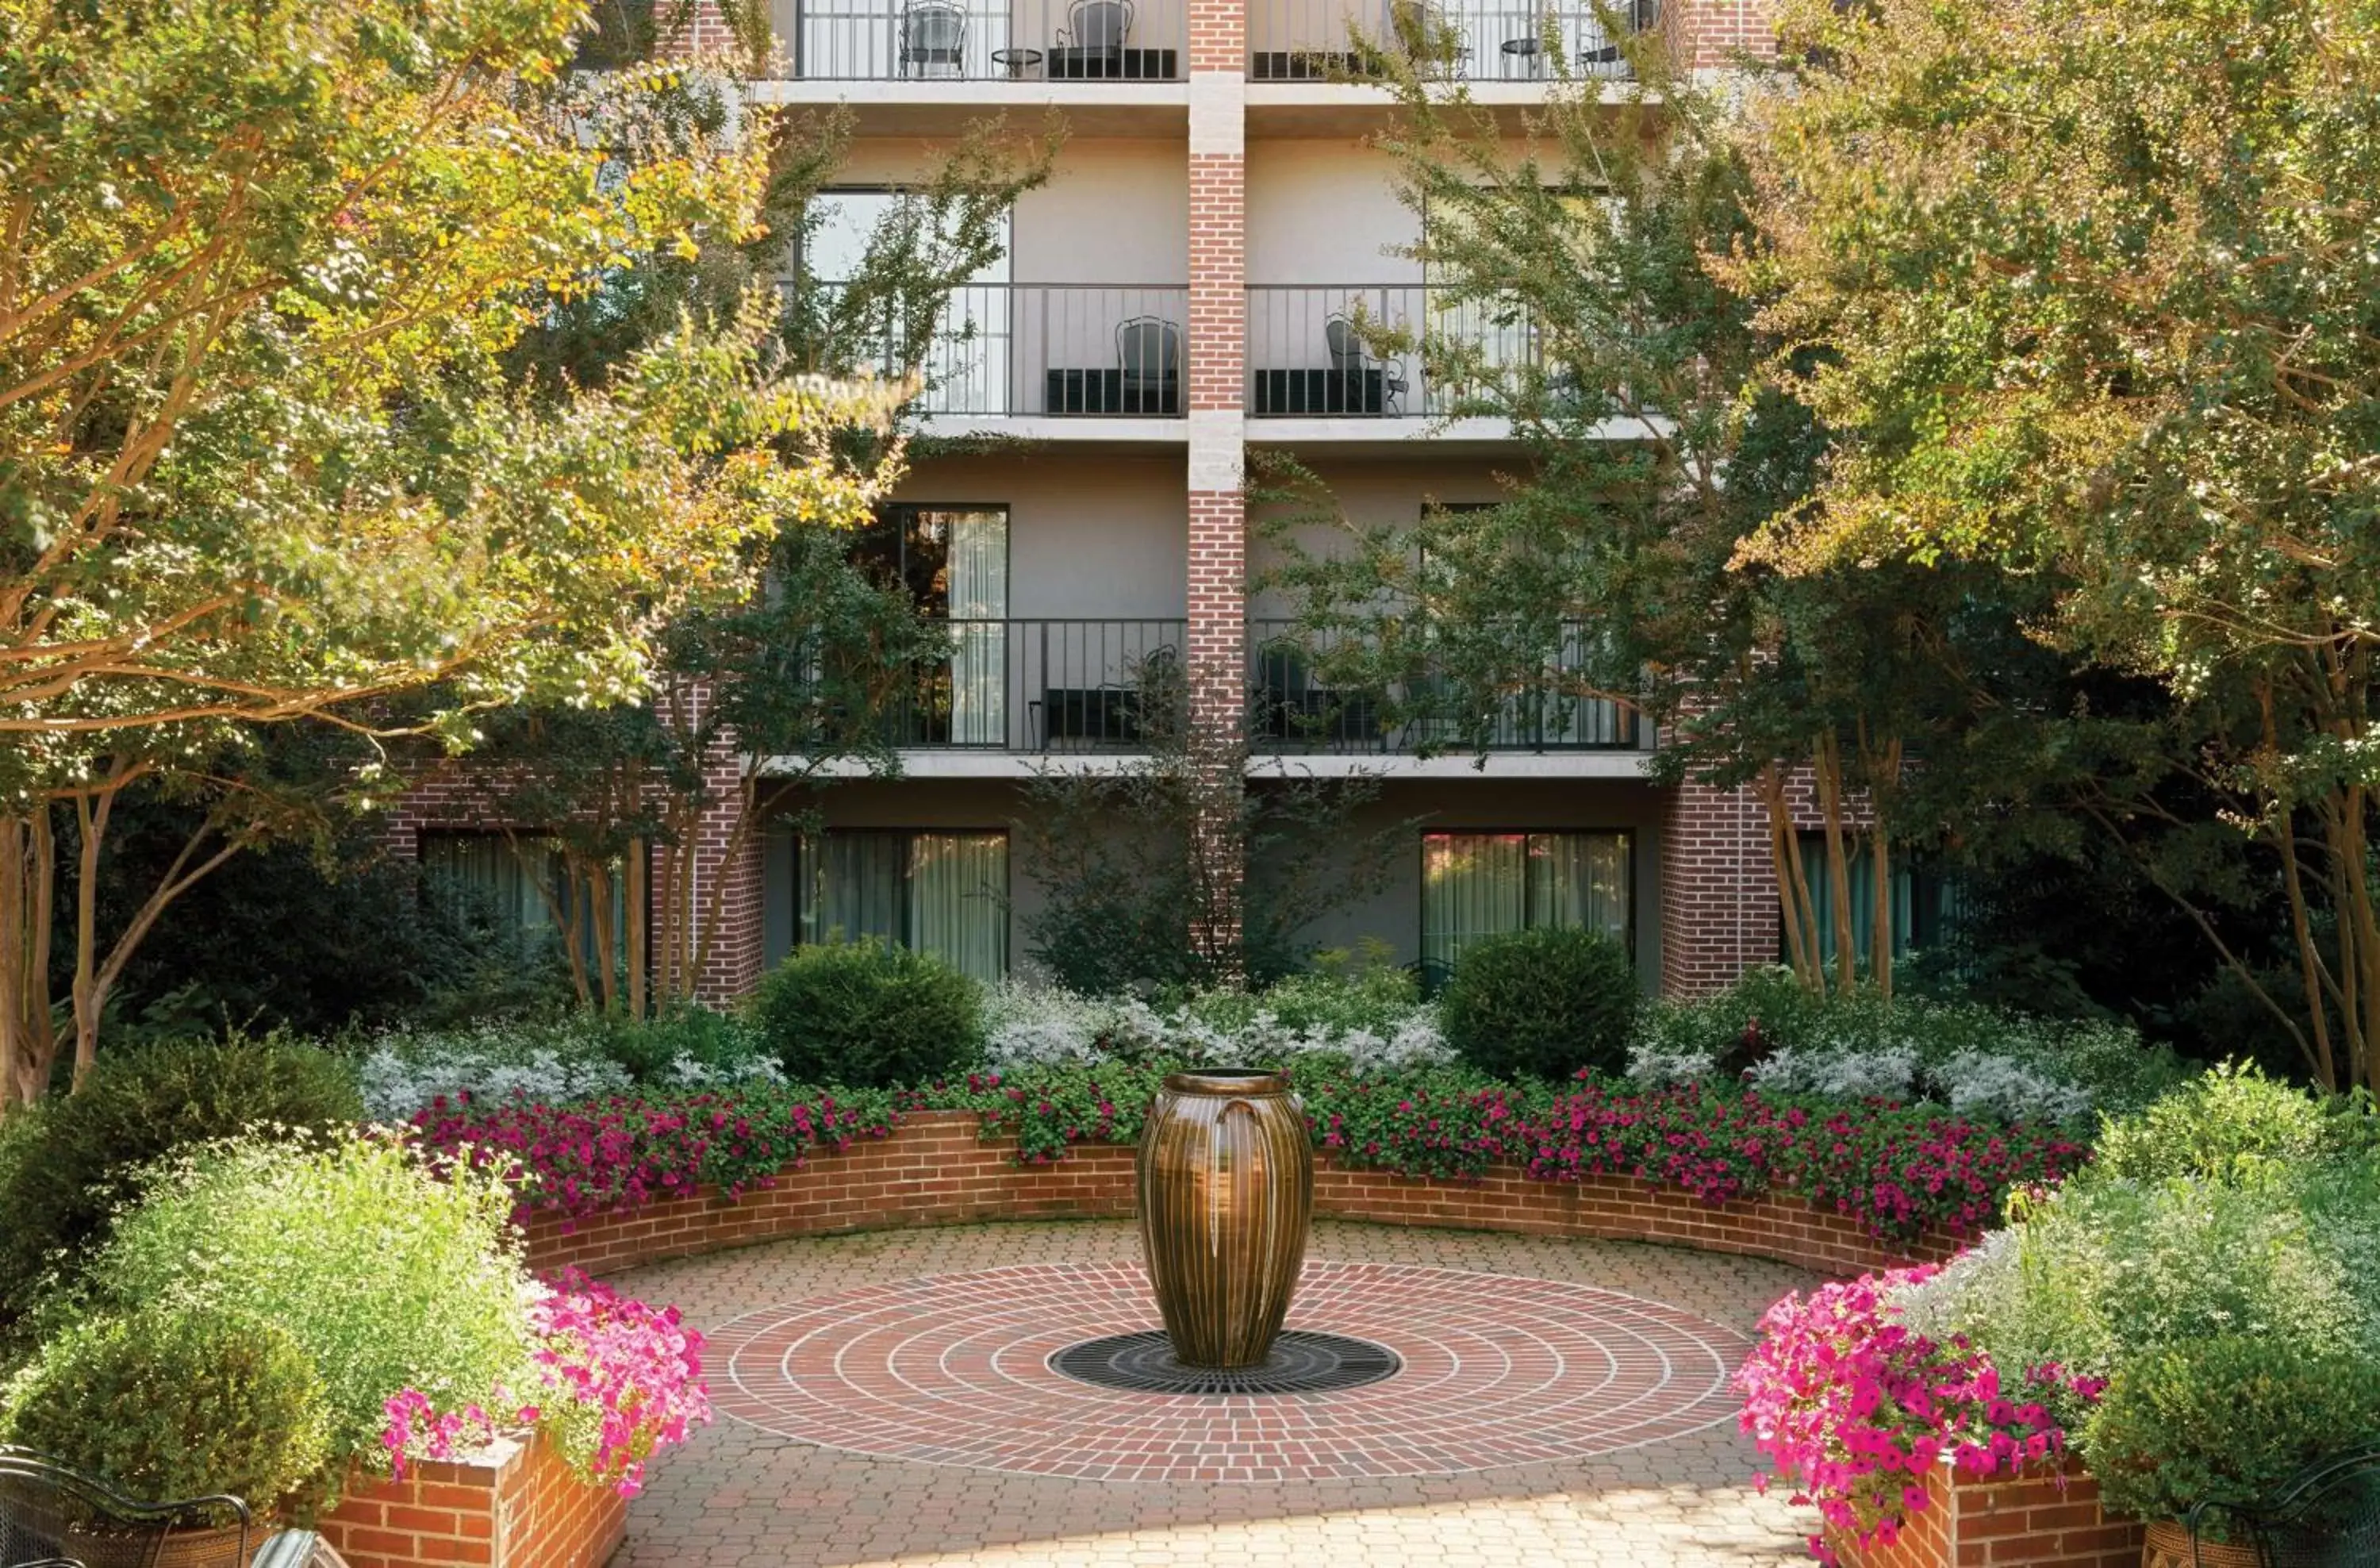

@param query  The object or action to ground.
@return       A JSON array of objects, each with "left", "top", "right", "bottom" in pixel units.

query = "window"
[
  {"left": 1421, "top": 831, "right": 1630, "bottom": 972},
  {"left": 418, "top": 831, "right": 625, "bottom": 962},
  {"left": 800, "top": 829, "right": 1009, "bottom": 980},
  {"left": 858, "top": 505, "right": 1009, "bottom": 745},
  {"left": 1791, "top": 836, "right": 1964, "bottom": 969}
]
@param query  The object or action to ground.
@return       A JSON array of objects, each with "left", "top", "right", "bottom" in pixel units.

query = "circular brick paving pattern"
[{"left": 710, "top": 1259, "right": 1750, "bottom": 1483}]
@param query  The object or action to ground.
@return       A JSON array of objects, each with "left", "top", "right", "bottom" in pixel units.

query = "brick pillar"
[
  {"left": 688, "top": 749, "right": 766, "bottom": 1006},
  {"left": 1185, "top": 0, "right": 1247, "bottom": 973},
  {"left": 1669, "top": 0, "right": 1777, "bottom": 71},
  {"left": 1657, "top": 777, "right": 1780, "bottom": 996}
]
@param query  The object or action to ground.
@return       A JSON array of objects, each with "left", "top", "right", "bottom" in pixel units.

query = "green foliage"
[
  {"left": 2090, "top": 1063, "right": 2380, "bottom": 1189},
  {"left": 0, "top": 1036, "right": 362, "bottom": 1339},
  {"left": 0, "top": 1306, "right": 332, "bottom": 1510},
  {"left": 1016, "top": 721, "right": 1409, "bottom": 993},
  {"left": 1439, "top": 927, "right": 1639, "bottom": 1080},
  {"left": 589, "top": 1006, "right": 773, "bottom": 1083},
  {"left": 1745, "top": 0, "right": 2380, "bottom": 1090},
  {"left": 75, "top": 1136, "right": 533, "bottom": 1482},
  {"left": 751, "top": 941, "right": 984, "bottom": 1089},
  {"left": 2082, "top": 1335, "right": 2380, "bottom": 1528}
]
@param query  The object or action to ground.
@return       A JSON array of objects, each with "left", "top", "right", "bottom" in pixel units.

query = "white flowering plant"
[
  {"left": 981, "top": 963, "right": 1455, "bottom": 1075},
  {"left": 355, "top": 1011, "right": 781, "bottom": 1123},
  {"left": 1622, "top": 967, "right": 2179, "bottom": 1121}
]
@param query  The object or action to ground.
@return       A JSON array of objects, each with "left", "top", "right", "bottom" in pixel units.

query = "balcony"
[
  {"left": 813, "top": 283, "right": 1190, "bottom": 434},
  {"left": 1246, "top": 619, "right": 1641, "bottom": 755},
  {"left": 776, "top": 0, "right": 1186, "bottom": 80},
  {"left": 1249, "top": 0, "right": 1649, "bottom": 83},
  {"left": 1245, "top": 284, "right": 1545, "bottom": 437},
  {"left": 885, "top": 617, "right": 1188, "bottom": 751}
]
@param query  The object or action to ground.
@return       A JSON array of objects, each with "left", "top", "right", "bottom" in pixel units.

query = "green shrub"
[
  {"left": 750, "top": 940, "right": 982, "bottom": 1088},
  {"left": 1438, "top": 926, "right": 1638, "bottom": 1080},
  {"left": 0, "top": 1305, "right": 332, "bottom": 1509},
  {"left": 2080, "top": 1333, "right": 2380, "bottom": 1527},
  {"left": 591, "top": 1005, "right": 769, "bottom": 1082},
  {"left": 78, "top": 1133, "right": 532, "bottom": 1479},
  {"left": 0, "top": 1035, "right": 363, "bottom": 1335},
  {"left": 2090, "top": 1061, "right": 2378, "bottom": 1189}
]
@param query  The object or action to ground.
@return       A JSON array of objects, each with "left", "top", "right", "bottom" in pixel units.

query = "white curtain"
[
  {"left": 1422, "top": 833, "right": 1526, "bottom": 970},
  {"left": 808, "top": 832, "right": 904, "bottom": 947},
  {"left": 1530, "top": 832, "right": 1629, "bottom": 940},
  {"left": 908, "top": 832, "right": 1008, "bottom": 981},
  {"left": 1424, "top": 831, "right": 1630, "bottom": 970},
  {"left": 944, "top": 510, "right": 1008, "bottom": 745}
]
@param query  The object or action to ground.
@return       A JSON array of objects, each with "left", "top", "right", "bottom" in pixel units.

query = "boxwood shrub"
[
  {"left": 750, "top": 940, "right": 983, "bottom": 1089},
  {"left": 1439, "top": 926, "right": 1639, "bottom": 1080}
]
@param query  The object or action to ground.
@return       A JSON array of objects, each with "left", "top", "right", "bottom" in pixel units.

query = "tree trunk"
[
  {"left": 626, "top": 838, "right": 648, "bottom": 1020},
  {"left": 1758, "top": 763, "right": 1821, "bottom": 990},
  {"left": 1814, "top": 735, "right": 1858, "bottom": 997},
  {"left": 70, "top": 785, "right": 113, "bottom": 1092},
  {"left": 1868, "top": 828, "right": 1893, "bottom": 1003}
]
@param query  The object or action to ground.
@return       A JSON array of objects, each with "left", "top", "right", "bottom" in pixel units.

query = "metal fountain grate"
[{"left": 1048, "top": 1330, "right": 1402, "bottom": 1396}]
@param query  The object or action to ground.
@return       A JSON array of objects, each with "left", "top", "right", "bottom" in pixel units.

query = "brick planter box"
[
  {"left": 317, "top": 1432, "right": 624, "bottom": 1568},
  {"left": 1832, "top": 1457, "right": 2144, "bottom": 1568}
]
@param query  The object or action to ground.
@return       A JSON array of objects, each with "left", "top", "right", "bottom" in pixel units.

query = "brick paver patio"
[{"left": 610, "top": 1220, "right": 1826, "bottom": 1567}]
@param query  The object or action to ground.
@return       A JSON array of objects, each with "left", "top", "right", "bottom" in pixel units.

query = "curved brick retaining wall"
[
  {"left": 509, "top": 1111, "right": 2138, "bottom": 1568},
  {"left": 518, "top": 1109, "right": 1962, "bottom": 1280}
]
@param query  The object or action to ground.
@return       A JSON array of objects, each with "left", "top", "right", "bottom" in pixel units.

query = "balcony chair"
[
  {"left": 2185, "top": 1447, "right": 2380, "bottom": 1566},
  {"left": 1115, "top": 316, "right": 1181, "bottom": 413},
  {"left": 0, "top": 1447, "right": 346, "bottom": 1568},
  {"left": 1056, "top": 0, "right": 1133, "bottom": 74},
  {"left": 899, "top": 0, "right": 967, "bottom": 77},
  {"left": 1387, "top": 0, "right": 1470, "bottom": 72},
  {"left": 1325, "top": 315, "right": 1408, "bottom": 415}
]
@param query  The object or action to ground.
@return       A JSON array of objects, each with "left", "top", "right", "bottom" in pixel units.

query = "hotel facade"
[{"left": 393, "top": 0, "right": 1798, "bottom": 1003}]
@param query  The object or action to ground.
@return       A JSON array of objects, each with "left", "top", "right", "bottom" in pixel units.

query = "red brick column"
[
  {"left": 686, "top": 747, "right": 766, "bottom": 1005},
  {"left": 1670, "top": 0, "right": 1778, "bottom": 69},
  {"left": 1185, "top": 2, "right": 1249, "bottom": 970},
  {"left": 1658, "top": 776, "right": 1779, "bottom": 996}
]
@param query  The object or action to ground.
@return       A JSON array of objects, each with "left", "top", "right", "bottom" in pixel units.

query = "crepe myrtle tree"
[
  {"left": 1738, "top": 0, "right": 2380, "bottom": 1089},
  {"left": 455, "top": 82, "right": 1056, "bottom": 1017},
  {"left": 1253, "top": 17, "right": 2021, "bottom": 997},
  {"left": 0, "top": 0, "right": 903, "bottom": 1105}
]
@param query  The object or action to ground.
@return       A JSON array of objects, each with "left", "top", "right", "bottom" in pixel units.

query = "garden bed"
[{"left": 519, "top": 1110, "right": 1964, "bottom": 1279}]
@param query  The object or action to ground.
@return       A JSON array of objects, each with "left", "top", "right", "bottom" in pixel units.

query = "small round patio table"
[{"left": 992, "top": 48, "right": 1044, "bottom": 78}]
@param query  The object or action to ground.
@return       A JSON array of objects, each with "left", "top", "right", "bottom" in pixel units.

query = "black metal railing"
[
  {"left": 779, "top": 0, "right": 1186, "bottom": 79},
  {"left": 808, "top": 283, "right": 1191, "bottom": 417},
  {"left": 1246, "top": 618, "right": 1639, "bottom": 753},
  {"left": 1248, "top": 0, "right": 1653, "bottom": 80},
  {"left": 1244, "top": 285, "right": 1541, "bottom": 418},
  {"left": 885, "top": 617, "right": 1189, "bottom": 750}
]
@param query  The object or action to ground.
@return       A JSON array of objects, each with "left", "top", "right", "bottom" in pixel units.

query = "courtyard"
[{"left": 609, "top": 1220, "right": 1819, "bottom": 1568}]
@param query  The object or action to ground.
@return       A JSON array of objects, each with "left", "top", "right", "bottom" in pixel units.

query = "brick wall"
[
  {"left": 1672, "top": 0, "right": 1777, "bottom": 68},
  {"left": 1833, "top": 1459, "right": 2143, "bottom": 1568},
  {"left": 519, "top": 1111, "right": 1958, "bottom": 1279},
  {"left": 1660, "top": 777, "right": 1781, "bottom": 995},
  {"left": 318, "top": 1432, "right": 626, "bottom": 1568}
]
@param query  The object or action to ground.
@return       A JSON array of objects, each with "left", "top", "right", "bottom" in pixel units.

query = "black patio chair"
[
  {"left": 0, "top": 1447, "right": 341, "bottom": 1568},
  {"left": 899, "top": 0, "right": 967, "bottom": 77},
  {"left": 2186, "top": 1447, "right": 2380, "bottom": 1566}
]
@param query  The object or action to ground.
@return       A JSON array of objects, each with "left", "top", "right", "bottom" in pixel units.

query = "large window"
[
  {"left": 418, "top": 831, "right": 625, "bottom": 961},
  {"left": 1791, "top": 836, "right": 1964, "bottom": 969},
  {"left": 1420, "top": 830, "right": 1630, "bottom": 972},
  {"left": 799, "top": 829, "right": 1009, "bottom": 981}
]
